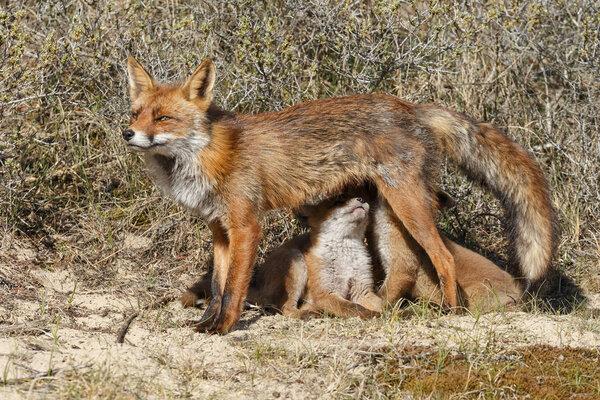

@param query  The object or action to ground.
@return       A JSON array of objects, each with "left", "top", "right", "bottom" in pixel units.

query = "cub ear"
[
  {"left": 127, "top": 57, "right": 156, "bottom": 101},
  {"left": 294, "top": 204, "right": 315, "bottom": 227},
  {"left": 436, "top": 190, "right": 456, "bottom": 210},
  {"left": 183, "top": 59, "right": 215, "bottom": 105}
]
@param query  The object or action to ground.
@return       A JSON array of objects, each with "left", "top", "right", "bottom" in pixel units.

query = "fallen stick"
[
  {"left": 116, "top": 293, "right": 178, "bottom": 344},
  {"left": 0, "top": 322, "right": 49, "bottom": 336},
  {"left": 2, "top": 362, "right": 93, "bottom": 385},
  {"left": 0, "top": 323, "right": 31, "bottom": 333}
]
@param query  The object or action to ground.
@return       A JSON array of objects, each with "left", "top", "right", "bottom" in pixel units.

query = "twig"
[
  {"left": 116, "top": 293, "right": 178, "bottom": 344},
  {"left": 0, "top": 91, "right": 70, "bottom": 108},
  {"left": 0, "top": 323, "right": 30, "bottom": 333},
  {"left": 1, "top": 362, "right": 93, "bottom": 385},
  {"left": 0, "top": 322, "right": 48, "bottom": 336},
  {"left": 532, "top": 143, "right": 555, "bottom": 151}
]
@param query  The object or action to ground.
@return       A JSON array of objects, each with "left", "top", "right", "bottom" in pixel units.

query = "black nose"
[
  {"left": 122, "top": 129, "right": 134, "bottom": 141},
  {"left": 356, "top": 197, "right": 365, "bottom": 204}
]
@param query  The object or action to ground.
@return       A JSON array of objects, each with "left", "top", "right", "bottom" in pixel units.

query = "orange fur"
[{"left": 198, "top": 119, "right": 241, "bottom": 183}]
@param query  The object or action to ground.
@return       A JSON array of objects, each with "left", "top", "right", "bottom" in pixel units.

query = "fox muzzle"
[{"left": 122, "top": 129, "right": 135, "bottom": 142}]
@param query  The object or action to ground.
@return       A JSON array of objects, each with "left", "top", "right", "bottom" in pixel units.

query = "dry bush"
[{"left": 0, "top": 0, "right": 598, "bottom": 291}]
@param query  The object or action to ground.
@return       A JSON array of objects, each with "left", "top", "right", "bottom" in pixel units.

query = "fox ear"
[
  {"left": 436, "top": 190, "right": 456, "bottom": 210},
  {"left": 294, "top": 205, "right": 315, "bottom": 227},
  {"left": 183, "top": 59, "right": 215, "bottom": 104},
  {"left": 127, "top": 57, "right": 156, "bottom": 101}
]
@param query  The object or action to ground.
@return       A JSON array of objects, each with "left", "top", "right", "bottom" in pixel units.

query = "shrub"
[{"left": 0, "top": 0, "right": 598, "bottom": 289}]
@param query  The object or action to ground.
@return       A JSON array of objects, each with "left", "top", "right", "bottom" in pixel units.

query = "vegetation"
[{"left": 0, "top": 1, "right": 599, "bottom": 398}]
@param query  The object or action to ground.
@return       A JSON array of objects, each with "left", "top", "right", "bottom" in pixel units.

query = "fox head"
[
  {"left": 123, "top": 57, "right": 216, "bottom": 156},
  {"left": 303, "top": 197, "right": 370, "bottom": 239}
]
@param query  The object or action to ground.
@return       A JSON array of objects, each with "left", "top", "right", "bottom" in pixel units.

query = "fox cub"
[
  {"left": 367, "top": 194, "right": 522, "bottom": 311},
  {"left": 183, "top": 193, "right": 521, "bottom": 317},
  {"left": 182, "top": 197, "right": 382, "bottom": 319}
]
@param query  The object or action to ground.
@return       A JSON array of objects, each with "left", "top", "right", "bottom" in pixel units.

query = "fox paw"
[
  {"left": 298, "top": 310, "right": 321, "bottom": 321},
  {"left": 180, "top": 290, "right": 200, "bottom": 308}
]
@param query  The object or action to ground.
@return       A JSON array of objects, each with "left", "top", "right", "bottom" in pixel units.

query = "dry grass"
[
  {"left": 1, "top": 270, "right": 599, "bottom": 399},
  {"left": 1, "top": 0, "right": 599, "bottom": 398}
]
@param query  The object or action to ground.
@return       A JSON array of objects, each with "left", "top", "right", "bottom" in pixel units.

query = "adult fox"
[{"left": 123, "top": 58, "right": 555, "bottom": 333}]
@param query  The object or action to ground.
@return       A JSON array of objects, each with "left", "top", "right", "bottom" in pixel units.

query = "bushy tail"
[{"left": 416, "top": 105, "right": 557, "bottom": 295}]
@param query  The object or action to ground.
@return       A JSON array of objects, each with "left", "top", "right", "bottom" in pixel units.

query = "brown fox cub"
[
  {"left": 182, "top": 197, "right": 383, "bottom": 319},
  {"left": 125, "top": 58, "right": 555, "bottom": 333},
  {"left": 183, "top": 193, "right": 521, "bottom": 315},
  {"left": 366, "top": 194, "right": 522, "bottom": 311}
]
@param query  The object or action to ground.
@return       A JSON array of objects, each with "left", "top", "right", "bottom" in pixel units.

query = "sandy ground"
[
  {"left": 0, "top": 233, "right": 600, "bottom": 399},
  {"left": 1, "top": 237, "right": 599, "bottom": 399}
]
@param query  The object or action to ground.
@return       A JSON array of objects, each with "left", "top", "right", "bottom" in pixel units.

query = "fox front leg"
[
  {"left": 197, "top": 209, "right": 263, "bottom": 333},
  {"left": 195, "top": 220, "right": 230, "bottom": 331}
]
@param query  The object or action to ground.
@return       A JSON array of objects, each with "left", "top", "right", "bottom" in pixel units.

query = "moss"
[{"left": 375, "top": 345, "right": 600, "bottom": 399}]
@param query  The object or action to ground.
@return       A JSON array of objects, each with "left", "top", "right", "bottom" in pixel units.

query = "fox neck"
[
  {"left": 144, "top": 147, "right": 222, "bottom": 221},
  {"left": 142, "top": 106, "right": 241, "bottom": 222}
]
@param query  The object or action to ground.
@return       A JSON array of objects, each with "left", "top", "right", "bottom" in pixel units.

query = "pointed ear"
[
  {"left": 183, "top": 60, "right": 215, "bottom": 104},
  {"left": 294, "top": 204, "right": 315, "bottom": 227},
  {"left": 127, "top": 57, "right": 155, "bottom": 101}
]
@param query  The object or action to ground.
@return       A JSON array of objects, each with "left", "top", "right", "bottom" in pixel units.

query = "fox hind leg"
[
  {"left": 374, "top": 176, "right": 459, "bottom": 309},
  {"left": 377, "top": 271, "right": 417, "bottom": 305},
  {"left": 348, "top": 278, "right": 384, "bottom": 312},
  {"left": 312, "top": 292, "right": 380, "bottom": 319},
  {"left": 284, "top": 303, "right": 321, "bottom": 320},
  {"left": 356, "top": 292, "right": 384, "bottom": 313}
]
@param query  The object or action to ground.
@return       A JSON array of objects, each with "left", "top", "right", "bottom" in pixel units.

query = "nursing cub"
[
  {"left": 182, "top": 197, "right": 382, "bottom": 319},
  {"left": 182, "top": 193, "right": 521, "bottom": 317}
]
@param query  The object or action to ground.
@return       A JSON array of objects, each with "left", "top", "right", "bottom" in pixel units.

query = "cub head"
[
  {"left": 301, "top": 197, "right": 370, "bottom": 239},
  {"left": 123, "top": 57, "right": 216, "bottom": 156}
]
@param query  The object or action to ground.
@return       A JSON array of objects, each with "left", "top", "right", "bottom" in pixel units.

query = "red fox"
[
  {"left": 182, "top": 197, "right": 382, "bottom": 319},
  {"left": 182, "top": 193, "right": 520, "bottom": 315},
  {"left": 124, "top": 58, "right": 555, "bottom": 333}
]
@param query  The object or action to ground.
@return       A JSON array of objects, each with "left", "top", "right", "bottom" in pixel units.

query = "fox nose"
[
  {"left": 122, "top": 129, "right": 135, "bottom": 141},
  {"left": 356, "top": 197, "right": 365, "bottom": 204}
]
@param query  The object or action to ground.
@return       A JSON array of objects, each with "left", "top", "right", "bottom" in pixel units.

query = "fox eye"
[
  {"left": 156, "top": 116, "right": 172, "bottom": 122},
  {"left": 131, "top": 112, "right": 138, "bottom": 120}
]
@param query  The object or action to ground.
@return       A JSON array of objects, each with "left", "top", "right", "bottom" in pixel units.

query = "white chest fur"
[
  {"left": 144, "top": 154, "right": 223, "bottom": 222},
  {"left": 314, "top": 236, "right": 373, "bottom": 298}
]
